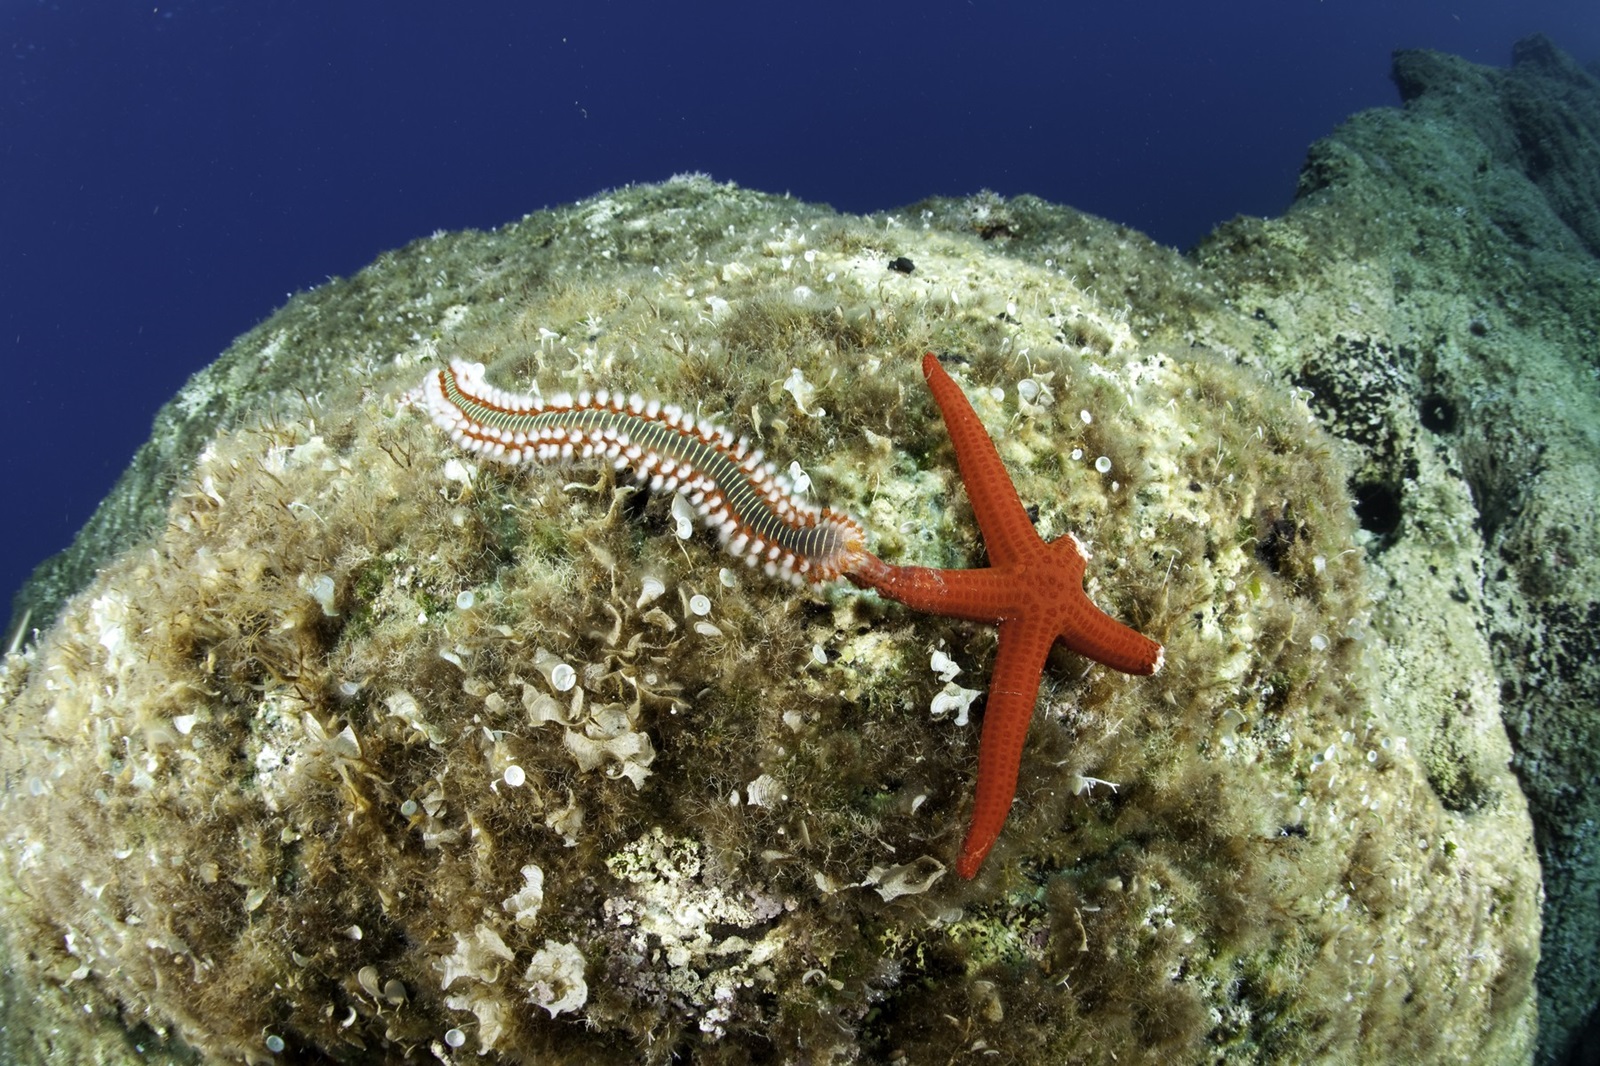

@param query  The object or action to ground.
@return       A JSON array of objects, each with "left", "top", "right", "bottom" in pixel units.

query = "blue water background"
[{"left": 2, "top": 0, "right": 1597, "bottom": 618}]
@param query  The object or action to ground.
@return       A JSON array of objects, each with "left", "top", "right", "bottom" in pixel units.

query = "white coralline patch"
[
  {"left": 787, "top": 460, "right": 812, "bottom": 495},
  {"left": 534, "top": 647, "right": 577, "bottom": 693},
  {"left": 438, "top": 303, "right": 469, "bottom": 331},
  {"left": 744, "top": 773, "right": 783, "bottom": 808},
  {"left": 442, "top": 993, "right": 510, "bottom": 1053},
  {"left": 89, "top": 591, "right": 131, "bottom": 675},
  {"left": 524, "top": 940, "right": 588, "bottom": 1017},
  {"left": 519, "top": 682, "right": 570, "bottom": 727},
  {"left": 383, "top": 689, "right": 445, "bottom": 746},
  {"left": 437, "top": 924, "right": 515, "bottom": 990},
  {"left": 930, "top": 682, "right": 982, "bottom": 727},
  {"left": 549, "top": 663, "right": 577, "bottom": 692},
  {"left": 562, "top": 700, "right": 656, "bottom": 789},
  {"left": 544, "top": 793, "right": 585, "bottom": 847},
  {"left": 246, "top": 691, "right": 319, "bottom": 813},
  {"left": 671, "top": 492, "right": 696, "bottom": 539},
  {"left": 637, "top": 573, "right": 667, "bottom": 608},
  {"left": 603, "top": 828, "right": 789, "bottom": 1037},
  {"left": 1016, "top": 373, "right": 1055, "bottom": 415},
  {"left": 862, "top": 856, "right": 947, "bottom": 902},
  {"left": 781, "top": 366, "right": 822, "bottom": 416},
  {"left": 502, "top": 864, "right": 545, "bottom": 927}
]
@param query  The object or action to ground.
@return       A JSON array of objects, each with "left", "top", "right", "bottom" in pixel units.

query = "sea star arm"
[
  {"left": 919, "top": 352, "right": 1037, "bottom": 567},
  {"left": 847, "top": 557, "right": 1012, "bottom": 624},
  {"left": 1058, "top": 600, "right": 1165, "bottom": 674},
  {"left": 955, "top": 616, "right": 1056, "bottom": 878}
]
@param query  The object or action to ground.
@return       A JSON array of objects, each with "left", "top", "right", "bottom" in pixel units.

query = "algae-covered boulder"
[
  {"left": 0, "top": 173, "right": 1540, "bottom": 1063},
  {"left": 10, "top": 33, "right": 1599, "bottom": 1066}
]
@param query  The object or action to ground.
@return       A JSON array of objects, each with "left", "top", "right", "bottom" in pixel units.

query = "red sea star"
[{"left": 847, "top": 353, "right": 1164, "bottom": 879}]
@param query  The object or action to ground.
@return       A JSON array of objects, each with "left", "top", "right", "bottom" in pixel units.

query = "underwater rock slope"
[
  {"left": 2, "top": 33, "right": 1592, "bottom": 1066},
  {"left": 1192, "top": 34, "right": 1600, "bottom": 1064}
]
